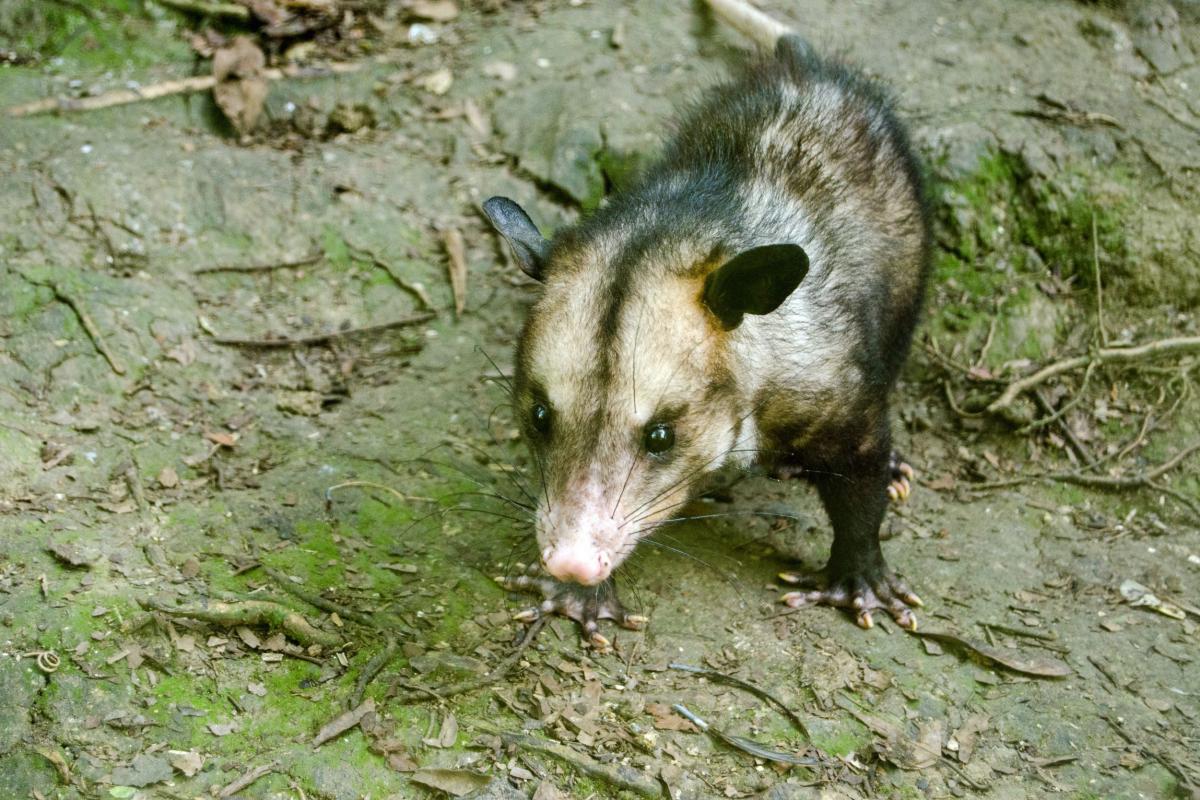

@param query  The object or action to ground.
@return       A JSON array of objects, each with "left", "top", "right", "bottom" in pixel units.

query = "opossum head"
[{"left": 484, "top": 197, "right": 808, "bottom": 585}]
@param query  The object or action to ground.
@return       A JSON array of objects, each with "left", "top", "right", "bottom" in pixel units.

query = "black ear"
[
  {"left": 702, "top": 244, "right": 809, "bottom": 330},
  {"left": 482, "top": 196, "right": 550, "bottom": 282}
]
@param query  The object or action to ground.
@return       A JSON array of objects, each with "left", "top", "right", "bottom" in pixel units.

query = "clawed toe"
[
  {"left": 497, "top": 565, "right": 644, "bottom": 651},
  {"left": 780, "top": 567, "right": 921, "bottom": 629},
  {"left": 887, "top": 453, "right": 916, "bottom": 504}
]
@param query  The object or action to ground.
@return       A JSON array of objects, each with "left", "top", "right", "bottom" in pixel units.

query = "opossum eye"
[
  {"left": 643, "top": 423, "right": 675, "bottom": 455},
  {"left": 530, "top": 403, "right": 551, "bottom": 436}
]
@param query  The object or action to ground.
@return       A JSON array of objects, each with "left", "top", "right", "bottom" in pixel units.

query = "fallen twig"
[
  {"left": 33, "top": 280, "right": 126, "bottom": 375},
  {"left": 987, "top": 336, "right": 1200, "bottom": 416},
  {"left": 5, "top": 62, "right": 362, "bottom": 118},
  {"left": 262, "top": 566, "right": 377, "bottom": 627},
  {"left": 669, "top": 662, "right": 808, "bottom": 739},
  {"left": 966, "top": 442, "right": 1200, "bottom": 519},
  {"left": 194, "top": 252, "right": 322, "bottom": 275},
  {"left": 441, "top": 227, "right": 468, "bottom": 316},
  {"left": 324, "top": 480, "right": 421, "bottom": 511},
  {"left": 210, "top": 312, "right": 434, "bottom": 348},
  {"left": 1046, "top": 440, "right": 1200, "bottom": 490},
  {"left": 345, "top": 241, "right": 436, "bottom": 312},
  {"left": 1032, "top": 387, "right": 1096, "bottom": 468},
  {"left": 154, "top": 0, "right": 251, "bottom": 20},
  {"left": 481, "top": 726, "right": 663, "bottom": 798},
  {"left": 390, "top": 617, "right": 546, "bottom": 703},
  {"left": 140, "top": 596, "right": 342, "bottom": 648},
  {"left": 313, "top": 698, "right": 375, "bottom": 747},
  {"left": 219, "top": 762, "right": 277, "bottom": 798},
  {"left": 673, "top": 704, "right": 819, "bottom": 767},
  {"left": 349, "top": 637, "right": 398, "bottom": 710}
]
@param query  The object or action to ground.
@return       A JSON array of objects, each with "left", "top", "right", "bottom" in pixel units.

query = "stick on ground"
[
  {"left": 482, "top": 726, "right": 663, "bottom": 798},
  {"left": 210, "top": 312, "right": 435, "bottom": 348},
  {"left": 987, "top": 336, "right": 1200, "bottom": 415},
  {"left": 194, "top": 252, "right": 322, "bottom": 275},
  {"left": 390, "top": 617, "right": 546, "bottom": 703},
  {"left": 5, "top": 62, "right": 362, "bottom": 118},
  {"left": 140, "top": 597, "right": 342, "bottom": 648}
]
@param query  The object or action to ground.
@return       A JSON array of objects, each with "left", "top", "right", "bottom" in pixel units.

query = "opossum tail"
[{"left": 702, "top": 0, "right": 812, "bottom": 61}]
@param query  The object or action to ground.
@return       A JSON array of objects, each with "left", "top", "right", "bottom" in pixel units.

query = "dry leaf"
[
  {"left": 951, "top": 713, "right": 990, "bottom": 763},
  {"left": 533, "top": 782, "right": 567, "bottom": 800},
  {"left": 420, "top": 68, "right": 453, "bottom": 95},
  {"left": 409, "top": 769, "right": 490, "bottom": 797},
  {"left": 313, "top": 698, "right": 375, "bottom": 747},
  {"left": 157, "top": 466, "right": 179, "bottom": 488},
  {"left": 168, "top": 750, "right": 204, "bottom": 777},
  {"left": 646, "top": 703, "right": 699, "bottom": 732},
  {"left": 236, "top": 626, "right": 261, "bottom": 649},
  {"left": 205, "top": 431, "right": 237, "bottom": 447},
  {"left": 908, "top": 629, "right": 1072, "bottom": 677},
  {"left": 212, "top": 36, "right": 268, "bottom": 134},
  {"left": 1120, "top": 579, "right": 1186, "bottom": 620},
  {"left": 482, "top": 60, "right": 517, "bottom": 81},
  {"left": 410, "top": 0, "right": 459, "bottom": 21},
  {"left": 463, "top": 98, "right": 491, "bottom": 137}
]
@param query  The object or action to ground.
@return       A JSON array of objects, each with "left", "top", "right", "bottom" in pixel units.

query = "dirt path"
[{"left": 1, "top": 1, "right": 1198, "bottom": 798}]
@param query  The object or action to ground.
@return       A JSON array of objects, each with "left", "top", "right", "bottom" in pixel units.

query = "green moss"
[
  {"left": 321, "top": 227, "right": 353, "bottom": 271},
  {"left": 810, "top": 723, "right": 870, "bottom": 758},
  {"left": 936, "top": 150, "right": 1131, "bottom": 289},
  {"left": 0, "top": 0, "right": 190, "bottom": 71}
]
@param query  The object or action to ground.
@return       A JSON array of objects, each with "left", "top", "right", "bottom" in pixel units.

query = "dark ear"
[
  {"left": 701, "top": 244, "right": 809, "bottom": 330},
  {"left": 482, "top": 196, "right": 550, "bottom": 282}
]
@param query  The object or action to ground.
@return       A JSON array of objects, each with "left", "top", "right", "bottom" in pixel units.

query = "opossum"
[{"left": 482, "top": 0, "right": 930, "bottom": 644}]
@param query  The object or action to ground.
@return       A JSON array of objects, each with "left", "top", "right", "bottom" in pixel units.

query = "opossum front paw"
[
  {"left": 886, "top": 451, "right": 915, "bottom": 503},
  {"left": 779, "top": 564, "right": 922, "bottom": 630},
  {"left": 497, "top": 564, "right": 646, "bottom": 652}
]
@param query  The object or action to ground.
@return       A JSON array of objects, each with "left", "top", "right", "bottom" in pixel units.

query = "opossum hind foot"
[
  {"left": 497, "top": 564, "right": 646, "bottom": 652},
  {"left": 779, "top": 564, "right": 923, "bottom": 630}
]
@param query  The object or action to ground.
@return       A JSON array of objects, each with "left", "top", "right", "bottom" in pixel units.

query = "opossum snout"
[
  {"left": 542, "top": 544, "right": 612, "bottom": 586},
  {"left": 538, "top": 475, "right": 627, "bottom": 585}
]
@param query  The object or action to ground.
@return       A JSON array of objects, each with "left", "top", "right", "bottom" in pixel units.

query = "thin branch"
[
  {"left": 30, "top": 279, "right": 126, "bottom": 375},
  {"left": 194, "top": 252, "right": 321, "bottom": 275},
  {"left": 210, "top": 312, "right": 434, "bottom": 348},
  {"left": 389, "top": 618, "right": 546, "bottom": 703},
  {"left": 987, "top": 337, "right": 1200, "bottom": 415},
  {"left": 154, "top": 0, "right": 250, "bottom": 20},
  {"left": 5, "top": 62, "right": 362, "bottom": 118}
]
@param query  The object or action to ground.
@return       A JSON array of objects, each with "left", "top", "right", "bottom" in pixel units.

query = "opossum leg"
[
  {"left": 886, "top": 450, "right": 915, "bottom": 504},
  {"left": 497, "top": 564, "right": 646, "bottom": 652},
  {"left": 779, "top": 448, "right": 922, "bottom": 630}
]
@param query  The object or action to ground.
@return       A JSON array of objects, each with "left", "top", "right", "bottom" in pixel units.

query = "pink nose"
[{"left": 543, "top": 546, "right": 611, "bottom": 586}]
